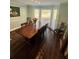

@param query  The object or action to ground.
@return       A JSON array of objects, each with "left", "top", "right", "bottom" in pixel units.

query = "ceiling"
[{"left": 10, "top": 0, "right": 68, "bottom": 6}]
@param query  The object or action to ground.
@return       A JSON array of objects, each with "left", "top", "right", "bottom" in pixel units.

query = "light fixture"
[
  {"left": 31, "top": 0, "right": 34, "bottom": 1},
  {"left": 35, "top": 0, "right": 38, "bottom": 3},
  {"left": 38, "top": 2, "right": 40, "bottom": 4},
  {"left": 31, "top": 0, "right": 40, "bottom": 4}
]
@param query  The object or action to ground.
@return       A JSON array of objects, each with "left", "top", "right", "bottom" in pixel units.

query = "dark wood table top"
[{"left": 18, "top": 24, "right": 38, "bottom": 39}]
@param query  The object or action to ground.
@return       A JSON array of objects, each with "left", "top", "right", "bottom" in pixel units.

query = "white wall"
[
  {"left": 10, "top": 3, "right": 27, "bottom": 31},
  {"left": 27, "top": 5, "right": 34, "bottom": 17},
  {"left": 57, "top": 2, "right": 68, "bottom": 27}
]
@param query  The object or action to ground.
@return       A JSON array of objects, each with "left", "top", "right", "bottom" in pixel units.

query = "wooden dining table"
[{"left": 17, "top": 24, "right": 38, "bottom": 39}]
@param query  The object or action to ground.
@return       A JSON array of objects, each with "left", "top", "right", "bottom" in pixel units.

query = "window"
[
  {"left": 52, "top": 9, "right": 58, "bottom": 20},
  {"left": 34, "top": 9, "right": 39, "bottom": 18},
  {"left": 41, "top": 10, "right": 51, "bottom": 19}
]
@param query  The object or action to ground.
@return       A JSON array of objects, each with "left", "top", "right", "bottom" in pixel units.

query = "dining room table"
[{"left": 17, "top": 24, "right": 38, "bottom": 39}]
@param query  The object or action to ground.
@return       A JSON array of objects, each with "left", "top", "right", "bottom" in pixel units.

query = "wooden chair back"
[{"left": 29, "top": 24, "right": 47, "bottom": 46}]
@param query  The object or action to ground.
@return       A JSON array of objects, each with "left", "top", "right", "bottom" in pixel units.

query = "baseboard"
[{"left": 10, "top": 26, "right": 21, "bottom": 32}]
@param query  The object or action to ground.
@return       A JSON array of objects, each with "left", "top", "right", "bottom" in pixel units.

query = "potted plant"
[{"left": 32, "top": 18, "right": 38, "bottom": 28}]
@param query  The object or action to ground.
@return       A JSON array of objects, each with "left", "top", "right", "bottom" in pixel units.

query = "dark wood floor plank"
[{"left": 10, "top": 28, "right": 66, "bottom": 59}]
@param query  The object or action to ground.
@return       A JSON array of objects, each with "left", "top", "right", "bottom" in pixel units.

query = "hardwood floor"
[{"left": 10, "top": 28, "right": 67, "bottom": 59}]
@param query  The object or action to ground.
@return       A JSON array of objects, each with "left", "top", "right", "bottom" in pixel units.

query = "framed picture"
[{"left": 10, "top": 6, "right": 20, "bottom": 17}]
